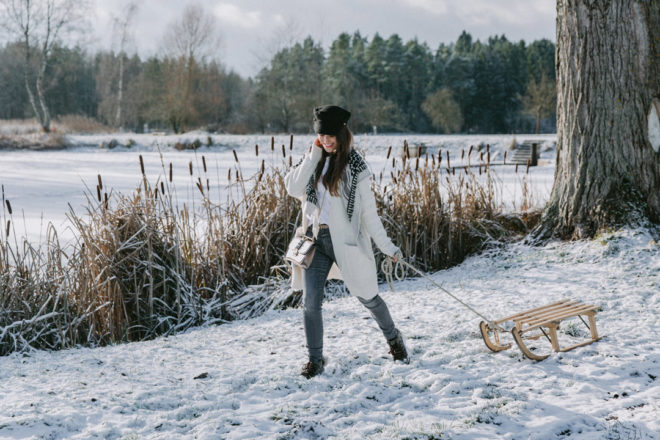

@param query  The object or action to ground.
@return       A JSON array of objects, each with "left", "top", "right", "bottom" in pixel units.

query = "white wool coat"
[{"left": 285, "top": 145, "right": 399, "bottom": 300}]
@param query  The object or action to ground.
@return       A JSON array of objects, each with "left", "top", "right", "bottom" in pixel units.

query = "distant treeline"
[{"left": 0, "top": 31, "right": 556, "bottom": 134}]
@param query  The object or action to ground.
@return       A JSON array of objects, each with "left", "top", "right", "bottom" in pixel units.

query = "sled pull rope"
[{"left": 381, "top": 256, "right": 504, "bottom": 331}]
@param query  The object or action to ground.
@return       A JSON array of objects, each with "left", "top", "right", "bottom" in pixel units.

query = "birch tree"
[
  {"left": 538, "top": 0, "right": 660, "bottom": 239},
  {"left": 521, "top": 73, "right": 556, "bottom": 134},
  {"left": 0, "top": 0, "right": 90, "bottom": 132},
  {"left": 112, "top": 1, "right": 138, "bottom": 130}
]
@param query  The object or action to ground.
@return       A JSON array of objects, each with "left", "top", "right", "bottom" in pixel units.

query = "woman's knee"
[{"left": 358, "top": 294, "right": 383, "bottom": 309}]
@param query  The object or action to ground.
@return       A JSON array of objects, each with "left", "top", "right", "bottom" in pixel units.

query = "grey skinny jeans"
[{"left": 303, "top": 227, "right": 398, "bottom": 362}]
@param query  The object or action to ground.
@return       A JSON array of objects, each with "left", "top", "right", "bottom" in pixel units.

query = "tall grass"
[
  {"left": 62, "top": 153, "right": 300, "bottom": 344},
  {"left": 0, "top": 140, "right": 540, "bottom": 355},
  {"left": 375, "top": 145, "right": 539, "bottom": 274},
  {"left": 1, "top": 190, "right": 86, "bottom": 354}
]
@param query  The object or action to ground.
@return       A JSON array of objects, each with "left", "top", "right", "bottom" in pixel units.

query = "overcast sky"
[{"left": 91, "top": 0, "right": 556, "bottom": 78}]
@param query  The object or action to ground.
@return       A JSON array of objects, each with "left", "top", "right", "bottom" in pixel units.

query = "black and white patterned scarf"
[{"left": 304, "top": 149, "right": 369, "bottom": 221}]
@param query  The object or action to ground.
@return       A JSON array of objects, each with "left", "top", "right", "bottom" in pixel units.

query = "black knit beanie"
[{"left": 313, "top": 105, "right": 351, "bottom": 135}]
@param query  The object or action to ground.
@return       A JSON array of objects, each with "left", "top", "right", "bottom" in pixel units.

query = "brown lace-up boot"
[
  {"left": 387, "top": 330, "right": 409, "bottom": 363},
  {"left": 300, "top": 358, "right": 326, "bottom": 379}
]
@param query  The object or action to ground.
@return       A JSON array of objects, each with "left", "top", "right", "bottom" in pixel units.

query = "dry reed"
[{"left": 374, "top": 148, "right": 538, "bottom": 274}]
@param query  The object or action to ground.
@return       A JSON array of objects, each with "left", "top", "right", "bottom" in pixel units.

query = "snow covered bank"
[
  {"left": 1, "top": 228, "right": 657, "bottom": 439},
  {"left": 64, "top": 132, "right": 557, "bottom": 157}
]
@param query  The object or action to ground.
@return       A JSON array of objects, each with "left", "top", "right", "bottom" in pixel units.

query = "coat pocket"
[
  {"left": 340, "top": 243, "right": 378, "bottom": 299},
  {"left": 341, "top": 244, "right": 376, "bottom": 285}
]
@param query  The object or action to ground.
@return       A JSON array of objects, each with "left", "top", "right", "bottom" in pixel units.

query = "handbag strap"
[
  {"left": 302, "top": 160, "right": 329, "bottom": 238},
  {"left": 301, "top": 207, "right": 309, "bottom": 233}
]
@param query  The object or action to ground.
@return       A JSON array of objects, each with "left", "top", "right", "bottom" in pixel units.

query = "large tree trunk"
[{"left": 538, "top": 0, "right": 660, "bottom": 239}]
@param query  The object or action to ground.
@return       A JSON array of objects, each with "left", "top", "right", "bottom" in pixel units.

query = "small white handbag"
[{"left": 285, "top": 230, "right": 316, "bottom": 269}]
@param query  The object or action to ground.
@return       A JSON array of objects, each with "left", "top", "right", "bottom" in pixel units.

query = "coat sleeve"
[
  {"left": 284, "top": 145, "right": 323, "bottom": 198},
  {"left": 358, "top": 177, "right": 399, "bottom": 257}
]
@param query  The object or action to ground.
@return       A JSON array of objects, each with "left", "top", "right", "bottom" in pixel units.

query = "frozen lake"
[{"left": 0, "top": 133, "right": 556, "bottom": 244}]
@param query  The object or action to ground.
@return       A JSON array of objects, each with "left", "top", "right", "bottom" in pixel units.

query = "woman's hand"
[
  {"left": 313, "top": 136, "right": 323, "bottom": 148},
  {"left": 391, "top": 249, "right": 403, "bottom": 263}
]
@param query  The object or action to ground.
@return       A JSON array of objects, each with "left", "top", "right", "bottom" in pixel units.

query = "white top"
[{"left": 307, "top": 158, "right": 331, "bottom": 225}]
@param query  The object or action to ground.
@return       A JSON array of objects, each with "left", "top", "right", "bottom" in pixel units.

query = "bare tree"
[
  {"left": 422, "top": 88, "right": 463, "bottom": 133},
  {"left": 162, "top": 3, "right": 220, "bottom": 63},
  {"left": 161, "top": 3, "right": 222, "bottom": 132},
  {"left": 521, "top": 73, "right": 556, "bottom": 134},
  {"left": 112, "top": 1, "right": 138, "bottom": 130},
  {"left": 538, "top": 0, "right": 660, "bottom": 239},
  {"left": 252, "top": 16, "right": 303, "bottom": 72},
  {"left": 0, "top": 0, "right": 90, "bottom": 132}
]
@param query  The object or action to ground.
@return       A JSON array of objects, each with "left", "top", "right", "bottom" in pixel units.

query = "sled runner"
[{"left": 479, "top": 299, "right": 601, "bottom": 360}]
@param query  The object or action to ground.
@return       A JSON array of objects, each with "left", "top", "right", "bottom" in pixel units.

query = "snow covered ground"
[
  {"left": 1, "top": 133, "right": 555, "bottom": 244},
  {"left": 0, "top": 227, "right": 657, "bottom": 439},
  {"left": 2, "top": 133, "right": 658, "bottom": 439}
]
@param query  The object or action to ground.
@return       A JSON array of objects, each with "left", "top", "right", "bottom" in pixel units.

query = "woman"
[{"left": 285, "top": 105, "right": 408, "bottom": 379}]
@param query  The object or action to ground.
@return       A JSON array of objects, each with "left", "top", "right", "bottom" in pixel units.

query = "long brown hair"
[{"left": 314, "top": 126, "right": 353, "bottom": 196}]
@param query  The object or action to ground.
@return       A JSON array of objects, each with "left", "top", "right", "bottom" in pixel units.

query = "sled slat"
[
  {"left": 515, "top": 301, "right": 583, "bottom": 325},
  {"left": 520, "top": 305, "right": 599, "bottom": 332},
  {"left": 494, "top": 299, "right": 572, "bottom": 324}
]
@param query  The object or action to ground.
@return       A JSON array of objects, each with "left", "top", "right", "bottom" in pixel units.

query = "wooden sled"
[{"left": 479, "top": 299, "right": 601, "bottom": 361}]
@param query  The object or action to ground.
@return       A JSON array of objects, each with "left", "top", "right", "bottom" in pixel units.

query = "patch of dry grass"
[
  {"left": 1, "top": 192, "right": 85, "bottom": 355},
  {"left": 0, "top": 118, "right": 42, "bottom": 135},
  {"left": 55, "top": 115, "right": 115, "bottom": 134},
  {"left": 0, "top": 116, "right": 114, "bottom": 135}
]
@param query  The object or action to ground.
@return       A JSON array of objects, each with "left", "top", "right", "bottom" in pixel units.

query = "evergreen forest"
[{"left": 0, "top": 31, "right": 556, "bottom": 134}]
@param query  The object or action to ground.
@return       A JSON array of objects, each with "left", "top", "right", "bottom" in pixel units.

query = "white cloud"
[
  {"left": 213, "top": 2, "right": 262, "bottom": 29},
  {"left": 455, "top": 0, "right": 554, "bottom": 26},
  {"left": 272, "top": 14, "right": 286, "bottom": 27},
  {"left": 401, "top": 0, "right": 554, "bottom": 27},
  {"left": 401, "top": 0, "right": 449, "bottom": 15}
]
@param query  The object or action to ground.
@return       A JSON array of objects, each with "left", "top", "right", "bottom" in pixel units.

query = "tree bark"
[
  {"left": 113, "top": 2, "right": 138, "bottom": 131},
  {"left": 115, "top": 54, "right": 124, "bottom": 130},
  {"left": 535, "top": 115, "right": 541, "bottom": 134},
  {"left": 538, "top": 0, "right": 660, "bottom": 239},
  {"left": 35, "top": 55, "right": 51, "bottom": 132},
  {"left": 19, "top": 7, "right": 48, "bottom": 133},
  {"left": 23, "top": 42, "right": 43, "bottom": 129}
]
